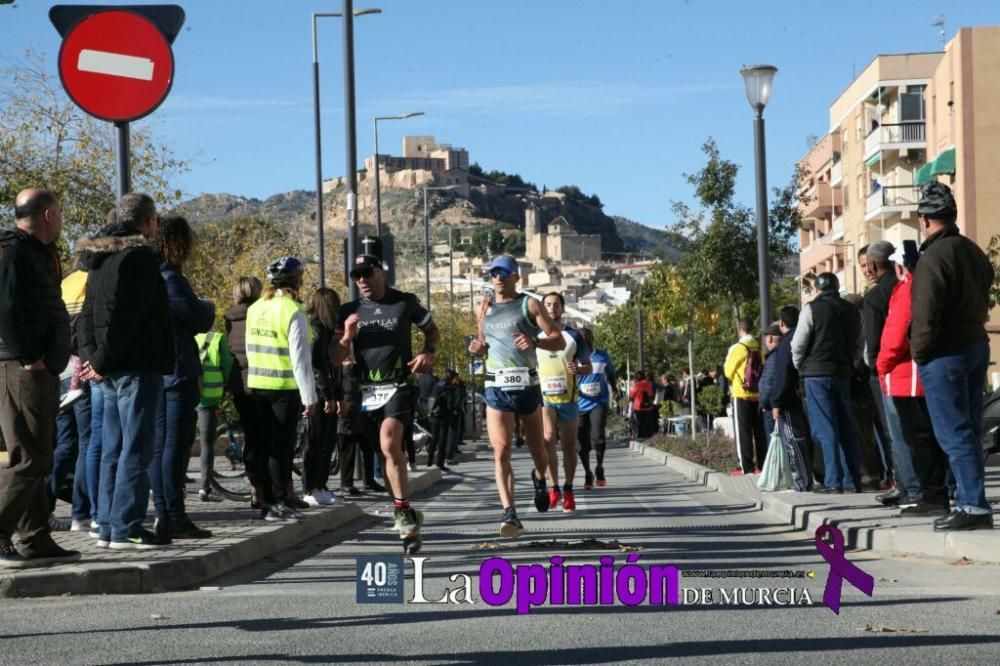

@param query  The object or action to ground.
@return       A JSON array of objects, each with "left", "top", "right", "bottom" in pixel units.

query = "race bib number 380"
[{"left": 495, "top": 367, "right": 530, "bottom": 391}]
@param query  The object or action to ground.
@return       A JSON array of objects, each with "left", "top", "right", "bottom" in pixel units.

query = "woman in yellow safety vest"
[{"left": 245, "top": 257, "right": 318, "bottom": 522}]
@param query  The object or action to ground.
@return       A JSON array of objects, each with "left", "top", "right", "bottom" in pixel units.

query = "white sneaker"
[
  {"left": 408, "top": 462, "right": 418, "bottom": 472},
  {"left": 303, "top": 493, "right": 322, "bottom": 508},
  {"left": 315, "top": 489, "right": 337, "bottom": 505},
  {"left": 70, "top": 519, "right": 91, "bottom": 532}
]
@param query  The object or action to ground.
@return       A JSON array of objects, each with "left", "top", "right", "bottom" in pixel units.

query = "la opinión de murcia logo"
[{"left": 356, "top": 526, "right": 874, "bottom": 614}]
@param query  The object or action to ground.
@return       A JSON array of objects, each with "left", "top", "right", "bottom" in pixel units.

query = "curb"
[
  {"left": 0, "top": 469, "right": 443, "bottom": 599},
  {"left": 629, "top": 441, "right": 1000, "bottom": 563}
]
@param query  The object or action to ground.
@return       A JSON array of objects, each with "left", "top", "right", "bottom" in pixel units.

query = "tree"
[
  {"left": 670, "top": 139, "right": 802, "bottom": 322},
  {"left": 0, "top": 50, "right": 188, "bottom": 256}
]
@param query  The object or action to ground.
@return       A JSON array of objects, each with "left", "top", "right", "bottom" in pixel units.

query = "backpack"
[{"left": 740, "top": 343, "right": 762, "bottom": 393}]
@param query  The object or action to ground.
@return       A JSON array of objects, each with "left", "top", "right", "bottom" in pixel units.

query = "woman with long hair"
[
  {"left": 224, "top": 276, "right": 266, "bottom": 509},
  {"left": 152, "top": 215, "right": 216, "bottom": 541},
  {"left": 245, "top": 257, "right": 318, "bottom": 521},
  {"left": 302, "top": 287, "right": 342, "bottom": 505}
]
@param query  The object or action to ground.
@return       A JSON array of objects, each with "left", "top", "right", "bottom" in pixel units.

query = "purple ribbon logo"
[{"left": 814, "top": 525, "right": 875, "bottom": 614}]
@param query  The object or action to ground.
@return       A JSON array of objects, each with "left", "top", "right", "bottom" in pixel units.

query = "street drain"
[{"left": 474, "top": 538, "right": 641, "bottom": 552}]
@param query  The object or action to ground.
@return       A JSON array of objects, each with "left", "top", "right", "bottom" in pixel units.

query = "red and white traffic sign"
[{"left": 57, "top": 9, "right": 174, "bottom": 122}]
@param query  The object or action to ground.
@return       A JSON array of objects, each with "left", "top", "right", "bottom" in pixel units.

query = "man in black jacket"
[
  {"left": 0, "top": 188, "right": 79, "bottom": 568},
  {"left": 862, "top": 241, "right": 915, "bottom": 501},
  {"left": 910, "top": 182, "right": 994, "bottom": 531},
  {"left": 77, "top": 192, "right": 174, "bottom": 549},
  {"left": 791, "top": 273, "right": 862, "bottom": 493},
  {"left": 767, "top": 306, "right": 813, "bottom": 491}
]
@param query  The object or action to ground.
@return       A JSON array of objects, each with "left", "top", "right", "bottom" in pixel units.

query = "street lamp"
[
  {"left": 423, "top": 184, "right": 460, "bottom": 307},
  {"left": 311, "top": 3, "right": 381, "bottom": 290},
  {"left": 374, "top": 112, "right": 424, "bottom": 238},
  {"left": 740, "top": 64, "right": 777, "bottom": 338}
]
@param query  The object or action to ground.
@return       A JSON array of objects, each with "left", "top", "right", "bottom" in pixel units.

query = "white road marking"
[{"left": 77, "top": 49, "right": 154, "bottom": 81}]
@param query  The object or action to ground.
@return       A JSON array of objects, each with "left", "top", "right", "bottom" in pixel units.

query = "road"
[{"left": 2, "top": 443, "right": 1000, "bottom": 665}]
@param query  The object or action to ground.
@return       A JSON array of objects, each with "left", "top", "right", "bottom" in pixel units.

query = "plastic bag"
[{"left": 757, "top": 428, "right": 792, "bottom": 491}]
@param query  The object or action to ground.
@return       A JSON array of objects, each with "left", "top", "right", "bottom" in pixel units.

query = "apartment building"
[
  {"left": 799, "top": 52, "right": 941, "bottom": 295},
  {"left": 798, "top": 26, "right": 1000, "bottom": 372}
]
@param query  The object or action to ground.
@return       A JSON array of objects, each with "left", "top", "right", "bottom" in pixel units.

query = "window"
[
  {"left": 841, "top": 128, "right": 849, "bottom": 154},
  {"left": 844, "top": 186, "right": 850, "bottom": 210},
  {"left": 901, "top": 85, "right": 926, "bottom": 122}
]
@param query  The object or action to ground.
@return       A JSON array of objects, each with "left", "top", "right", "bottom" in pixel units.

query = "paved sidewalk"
[
  {"left": 0, "top": 446, "right": 487, "bottom": 598},
  {"left": 630, "top": 440, "right": 1000, "bottom": 563}
]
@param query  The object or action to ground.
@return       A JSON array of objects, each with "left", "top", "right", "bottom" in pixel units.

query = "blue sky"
[{"left": 3, "top": 0, "right": 998, "bottom": 228}]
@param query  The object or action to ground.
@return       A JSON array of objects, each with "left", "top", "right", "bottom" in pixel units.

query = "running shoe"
[
  {"left": 394, "top": 507, "right": 424, "bottom": 555},
  {"left": 548, "top": 488, "right": 561, "bottom": 509},
  {"left": 595, "top": 465, "right": 607, "bottom": 487},
  {"left": 70, "top": 519, "right": 91, "bottom": 532},
  {"left": 562, "top": 490, "right": 576, "bottom": 513},
  {"left": 499, "top": 507, "right": 523, "bottom": 538},
  {"left": 531, "top": 471, "right": 550, "bottom": 513},
  {"left": 198, "top": 489, "right": 223, "bottom": 503},
  {"left": 583, "top": 472, "right": 594, "bottom": 491}
]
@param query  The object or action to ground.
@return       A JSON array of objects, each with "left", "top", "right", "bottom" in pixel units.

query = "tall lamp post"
[
  {"left": 422, "top": 184, "right": 459, "bottom": 306},
  {"left": 740, "top": 64, "right": 777, "bottom": 337},
  {"left": 311, "top": 3, "right": 381, "bottom": 290},
  {"left": 374, "top": 112, "right": 424, "bottom": 238}
]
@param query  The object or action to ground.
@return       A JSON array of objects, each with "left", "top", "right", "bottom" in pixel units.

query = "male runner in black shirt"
[{"left": 332, "top": 254, "right": 440, "bottom": 554}]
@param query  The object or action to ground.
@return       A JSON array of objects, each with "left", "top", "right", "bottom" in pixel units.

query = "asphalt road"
[{"left": 2, "top": 443, "right": 1000, "bottom": 665}]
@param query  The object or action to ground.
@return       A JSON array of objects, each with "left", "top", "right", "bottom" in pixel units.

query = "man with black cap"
[
  {"left": 331, "top": 253, "right": 440, "bottom": 553},
  {"left": 791, "top": 272, "right": 863, "bottom": 493},
  {"left": 757, "top": 320, "right": 785, "bottom": 443},
  {"left": 910, "top": 181, "right": 995, "bottom": 531}
]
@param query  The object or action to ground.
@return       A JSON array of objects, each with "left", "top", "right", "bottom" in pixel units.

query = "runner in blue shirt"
[{"left": 576, "top": 327, "right": 619, "bottom": 488}]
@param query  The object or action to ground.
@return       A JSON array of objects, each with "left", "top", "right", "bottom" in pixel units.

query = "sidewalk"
[
  {"left": 630, "top": 440, "right": 1000, "bottom": 563},
  {"left": 0, "top": 452, "right": 471, "bottom": 598}
]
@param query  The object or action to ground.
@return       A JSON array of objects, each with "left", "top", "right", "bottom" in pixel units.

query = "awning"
[
  {"left": 916, "top": 147, "right": 956, "bottom": 185},
  {"left": 865, "top": 153, "right": 882, "bottom": 168}
]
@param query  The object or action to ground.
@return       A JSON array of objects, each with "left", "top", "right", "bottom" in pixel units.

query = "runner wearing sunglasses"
[
  {"left": 468, "top": 255, "right": 565, "bottom": 537},
  {"left": 331, "top": 254, "right": 440, "bottom": 554}
]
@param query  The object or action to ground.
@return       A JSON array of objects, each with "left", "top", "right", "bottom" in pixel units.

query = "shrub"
[{"left": 646, "top": 431, "right": 735, "bottom": 473}]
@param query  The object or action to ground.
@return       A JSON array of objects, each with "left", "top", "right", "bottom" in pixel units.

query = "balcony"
[
  {"left": 865, "top": 184, "right": 921, "bottom": 221},
  {"left": 864, "top": 121, "right": 926, "bottom": 159},
  {"left": 800, "top": 182, "right": 836, "bottom": 219},
  {"left": 831, "top": 160, "right": 843, "bottom": 187}
]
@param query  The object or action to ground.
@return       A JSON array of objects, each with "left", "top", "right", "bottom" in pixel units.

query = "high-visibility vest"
[
  {"left": 195, "top": 331, "right": 225, "bottom": 405},
  {"left": 246, "top": 295, "right": 303, "bottom": 391}
]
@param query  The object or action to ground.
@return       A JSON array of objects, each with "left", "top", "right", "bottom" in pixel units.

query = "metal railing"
[
  {"left": 866, "top": 184, "right": 921, "bottom": 215},
  {"left": 864, "top": 121, "right": 926, "bottom": 154}
]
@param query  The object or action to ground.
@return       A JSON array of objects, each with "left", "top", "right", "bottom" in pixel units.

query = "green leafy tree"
[
  {"left": 0, "top": 50, "right": 188, "bottom": 256},
  {"left": 670, "top": 138, "right": 802, "bottom": 321}
]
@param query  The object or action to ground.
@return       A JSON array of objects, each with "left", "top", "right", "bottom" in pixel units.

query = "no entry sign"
[{"left": 57, "top": 9, "right": 175, "bottom": 122}]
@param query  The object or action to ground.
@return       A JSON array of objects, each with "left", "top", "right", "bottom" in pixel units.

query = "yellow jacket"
[{"left": 724, "top": 335, "right": 761, "bottom": 400}]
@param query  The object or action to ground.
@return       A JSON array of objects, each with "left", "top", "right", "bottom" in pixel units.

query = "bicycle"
[{"left": 205, "top": 421, "right": 253, "bottom": 502}]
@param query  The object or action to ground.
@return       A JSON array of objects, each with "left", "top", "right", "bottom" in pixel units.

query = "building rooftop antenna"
[{"left": 932, "top": 14, "right": 946, "bottom": 49}]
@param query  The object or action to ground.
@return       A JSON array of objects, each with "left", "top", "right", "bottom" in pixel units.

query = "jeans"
[
  {"left": 804, "top": 376, "right": 862, "bottom": 490},
  {"left": 918, "top": 343, "right": 991, "bottom": 514},
  {"left": 151, "top": 379, "right": 199, "bottom": 526},
  {"left": 98, "top": 372, "right": 162, "bottom": 540},
  {"left": 867, "top": 375, "right": 895, "bottom": 484},
  {"left": 48, "top": 388, "right": 92, "bottom": 520},
  {"left": 86, "top": 382, "right": 105, "bottom": 522},
  {"left": 892, "top": 397, "right": 949, "bottom": 505},
  {"left": 882, "top": 393, "right": 921, "bottom": 499}
]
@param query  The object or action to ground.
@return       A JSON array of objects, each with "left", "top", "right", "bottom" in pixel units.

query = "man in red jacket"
[{"left": 876, "top": 241, "right": 949, "bottom": 518}]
